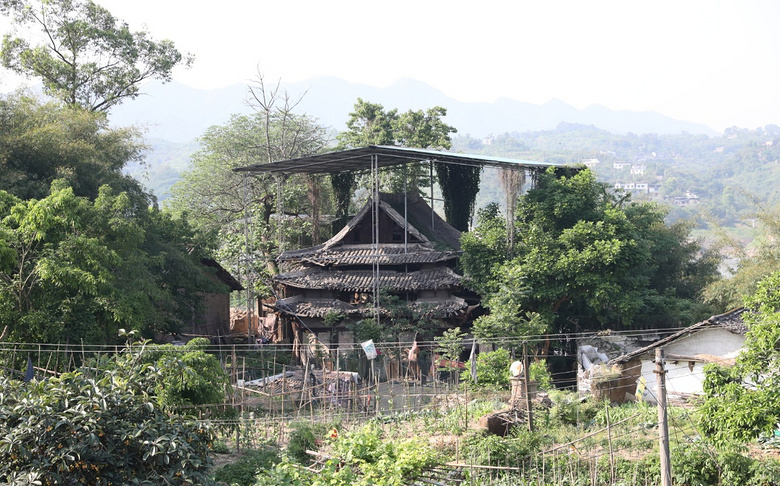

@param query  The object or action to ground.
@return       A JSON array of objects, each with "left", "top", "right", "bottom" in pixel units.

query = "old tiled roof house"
[
  {"left": 233, "top": 146, "right": 562, "bottom": 353},
  {"left": 268, "top": 192, "right": 477, "bottom": 348}
]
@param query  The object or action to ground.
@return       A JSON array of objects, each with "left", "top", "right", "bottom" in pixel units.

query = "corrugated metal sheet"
[{"left": 233, "top": 145, "right": 558, "bottom": 175}]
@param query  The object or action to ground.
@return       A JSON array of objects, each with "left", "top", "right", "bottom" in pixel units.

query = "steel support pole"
[
  {"left": 429, "top": 160, "right": 434, "bottom": 229},
  {"left": 372, "top": 154, "right": 380, "bottom": 327},
  {"left": 243, "top": 174, "right": 253, "bottom": 342},
  {"left": 404, "top": 163, "right": 408, "bottom": 254}
]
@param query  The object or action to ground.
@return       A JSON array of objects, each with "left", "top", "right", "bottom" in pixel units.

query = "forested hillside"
[{"left": 459, "top": 123, "right": 780, "bottom": 231}]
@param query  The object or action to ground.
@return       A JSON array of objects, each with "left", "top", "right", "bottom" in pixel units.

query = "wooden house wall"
[{"left": 195, "top": 292, "right": 231, "bottom": 336}]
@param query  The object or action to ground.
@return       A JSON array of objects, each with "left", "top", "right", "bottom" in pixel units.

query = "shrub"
[
  {"left": 333, "top": 425, "right": 439, "bottom": 486},
  {"left": 151, "top": 338, "right": 232, "bottom": 410},
  {"left": 529, "top": 359, "right": 553, "bottom": 391},
  {"left": 462, "top": 348, "right": 511, "bottom": 389},
  {"left": 672, "top": 445, "right": 756, "bottom": 486},
  {"left": 541, "top": 390, "right": 600, "bottom": 427},
  {"left": 287, "top": 421, "right": 331, "bottom": 464},
  {"left": 747, "top": 457, "right": 780, "bottom": 485},
  {"left": 213, "top": 446, "right": 281, "bottom": 486},
  {"left": 257, "top": 425, "right": 438, "bottom": 486},
  {"left": 0, "top": 347, "right": 216, "bottom": 485}
]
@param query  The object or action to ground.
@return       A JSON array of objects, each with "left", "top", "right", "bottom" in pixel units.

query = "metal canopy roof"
[{"left": 233, "top": 145, "right": 561, "bottom": 175}]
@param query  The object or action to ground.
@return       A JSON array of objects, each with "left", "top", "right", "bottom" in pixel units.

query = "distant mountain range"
[{"left": 110, "top": 77, "right": 719, "bottom": 144}]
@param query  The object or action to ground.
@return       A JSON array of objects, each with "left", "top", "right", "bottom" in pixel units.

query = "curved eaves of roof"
[
  {"left": 273, "top": 267, "right": 462, "bottom": 292},
  {"left": 278, "top": 245, "right": 460, "bottom": 267},
  {"left": 270, "top": 296, "right": 468, "bottom": 319}
]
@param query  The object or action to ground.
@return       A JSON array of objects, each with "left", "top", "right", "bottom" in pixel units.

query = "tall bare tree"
[{"left": 168, "top": 73, "right": 328, "bottom": 295}]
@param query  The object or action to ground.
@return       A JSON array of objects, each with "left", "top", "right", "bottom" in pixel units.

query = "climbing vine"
[
  {"left": 330, "top": 172, "right": 355, "bottom": 228},
  {"left": 435, "top": 162, "right": 481, "bottom": 232}
]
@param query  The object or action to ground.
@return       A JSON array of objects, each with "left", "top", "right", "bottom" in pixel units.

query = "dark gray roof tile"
[{"left": 274, "top": 267, "right": 462, "bottom": 292}]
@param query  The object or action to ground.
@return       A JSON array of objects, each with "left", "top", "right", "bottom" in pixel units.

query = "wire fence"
[
  {"left": 1, "top": 335, "right": 752, "bottom": 484},
  {"left": 0, "top": 332, "right": 693, "bottom": 424}
]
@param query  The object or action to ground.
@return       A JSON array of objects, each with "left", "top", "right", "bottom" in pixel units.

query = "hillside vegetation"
[{"left": 462, "top": 123, "right": 780, "bottom": 231}]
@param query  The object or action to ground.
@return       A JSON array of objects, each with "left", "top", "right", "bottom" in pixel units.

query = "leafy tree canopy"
[
  {"left": 704, "top": 205, "right": 780, "bottom": 309},
  {"left": 335, "top": 98, "right": 458, "bottom": 195},
  {"left": 461, "top": 168, "right": 719, "bottom": 338},
  {"left": 0, "top": 340, "right": 217, "bottom": 485},
  {"left": 700, "top": 270, "right": 780, "bottom": 445},
  {"left": 147, "top": 338, "right": 232, "bottom": 411},
  {"left": 0, "top": 182, "right": 221, "bottom": 343},
  {"left": 336, "top": 99, "right": 478, "bottom": 230},
  {"left": 167, "top": 75, "right": 330, "bottom": 295},
  {"left": 1, "top": 0, "right": 192, "bottom": 111},
  {"left": 0, "top": 92, "right": 147, "bottom": 202}
]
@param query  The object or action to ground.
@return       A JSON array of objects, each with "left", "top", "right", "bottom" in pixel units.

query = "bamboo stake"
[
  {"left": 44, "top": 350, "right": 52, "bottom": 376},
  {"left": 607, "top": 403, "right": 615, "bottom": 484},
  {"left": 299, "top": 361, "right": 309, "bottom": 413},
  {"left": 537, "top": 413, "right": 641, "bottom": 453},
  {"left": 271, "top": 350, "right": 277, "bottom": 416},
  {"left": 281, "top": 364, "right": 287, "bottom": 441}
]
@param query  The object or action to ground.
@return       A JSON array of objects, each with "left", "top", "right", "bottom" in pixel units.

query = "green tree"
[
  {"left": 704, "top": 205, "right": 780, "bottom": 309},
  {"left": 334, "top": 99, "right": 474, "bottom": 230},
  {"left": 1, "top": 0, "right": 192, "bottom": 112},
  {"left": 0, "top": 92, "right": 147, "bottom": 201},
  {"left": 461, "top": 168, "right": 718, "bottom": 338},
  {"left": 460, "top": 203, "right": 508, "bottom": 296},
  {"left": 337, "top": 101, "right": 456, "bottom": 152},
  {"left": 337, "top": 98, "right": 397, "bottom": 148},
  {"left": 168, "top": 76, "right": 329, "bottom": 294},
  {"left": 0, "top": 183, "right": 219, "bottom": 343},
  {"left": 700, "top": 271, "right": 780, "bottom": 445},
  {"left": 147, "top": 338, "right": 231, "bottom": 412},
  {"left": 461, "top": 348, "right": 511, "bottom": 389},
  {"left": 394, "top": 106, "right": 456, "bottom": 151},
  {"left": 332, "top": 99, "right": 397, "bottom": 225}
]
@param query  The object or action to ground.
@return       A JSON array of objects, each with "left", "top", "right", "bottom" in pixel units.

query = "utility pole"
[
  {"left": 656, "top": 347, "right": 672, "bottom": 486},
  {"left": 523, "top": 342, "right": 533, "bottom": 432}
]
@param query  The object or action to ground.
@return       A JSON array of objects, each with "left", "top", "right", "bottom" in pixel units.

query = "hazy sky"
[{"left": 2, "top": 0, "right": 779, "bottom": 132}]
